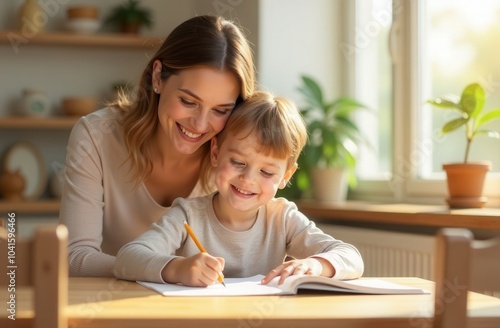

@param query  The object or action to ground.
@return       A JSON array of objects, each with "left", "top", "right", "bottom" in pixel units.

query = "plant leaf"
[
  {"left": 331, "top": 97, "right": 369, "bottom": 116},
  {"left": 473, "top": 129, "right": 500, "bottom": 139},
  {"left": 298, "top": 75, "right": 324, "bottom": 109},
  {"left": 335, "top": 115, "right": 359, "bottom": 131},
  {"left": 303, "top": 144, "right": 322, "bottom": 168},
  {"left": 336, "top": 116, "right": 368, "bottom": 144},
  {"left": 307, "top": 120, "right": 323, "bottom": 137},
  {"left": 426, "top": 97, "right": 460, "bottom": 109},
  {"left": 296, "top": 170, "right": 310, "bottom": 191},
  {"left": 460, "top": 83, "right": 485, "bottom": 116},
  {"left": 299, "top": 105, "right": 313, "bottom": 117},
  {"left": 475, "top": 108, "right": 500, "bottom": 128},
  {"left": 442, "top": 117, "right": 468, "bottom": 134}
]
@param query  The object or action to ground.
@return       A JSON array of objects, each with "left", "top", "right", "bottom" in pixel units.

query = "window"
[
  {"left": 420, "top": 0, "right": 500, "bottom": 175},
  {"left": 349, "top": 0, "right": 500, "bottom": 205}
]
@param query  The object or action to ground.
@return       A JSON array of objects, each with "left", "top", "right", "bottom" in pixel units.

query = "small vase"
[
  {"left": 18, "top": 89, "right": 51, "bottom": 117},
  {"left": 0, "top": 169, "right": 26, "bottom": 201},
  {"left": 18, "top": 0, "right": 45, "bottom": 34}
]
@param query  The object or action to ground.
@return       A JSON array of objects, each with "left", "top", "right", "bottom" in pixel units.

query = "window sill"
[{"left": 295, "top": 200, "right": 500, "bottom": 230}]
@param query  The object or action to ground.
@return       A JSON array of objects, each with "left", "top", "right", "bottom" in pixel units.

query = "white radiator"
[{"left": 318, "top": 224, "right": 435, "bottom": 280}]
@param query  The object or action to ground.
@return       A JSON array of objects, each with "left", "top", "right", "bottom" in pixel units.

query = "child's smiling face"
[{"left": 210, "top": 129, "right": 295, "bottom": 213}]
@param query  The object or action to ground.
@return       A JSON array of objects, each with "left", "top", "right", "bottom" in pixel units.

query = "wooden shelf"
[
  {"left": 0, "top": 199, "right": 60, "bottom": 215},
  {"left": 0, "top": 30, "right": 162, "bottom": 49},
  {"left": 295, "top": 200, "right": 500, "bottom": 230},
  {"left": 0, "top": 116, "right": 79, "bottom": 129}
]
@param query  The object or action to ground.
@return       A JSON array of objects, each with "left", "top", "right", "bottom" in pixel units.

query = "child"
[{"left": 114, "top": 91, "right": 364, "bottom": 286}]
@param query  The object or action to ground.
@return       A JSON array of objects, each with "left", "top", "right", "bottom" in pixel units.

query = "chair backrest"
[
  {"left": 433, "top": 228, "right": 500, "bottom": 328},
  {"left": 0, "top": 224, "right": 68, "bottom": 328}
]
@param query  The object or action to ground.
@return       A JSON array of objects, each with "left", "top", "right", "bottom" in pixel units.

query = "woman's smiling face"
[{"left": 155, "top": 64, "right": 240, "bottom": 155}]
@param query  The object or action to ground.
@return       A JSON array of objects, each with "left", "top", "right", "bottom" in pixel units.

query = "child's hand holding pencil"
[
  {"left": 160, "top": 222, "right": 226, "bottom": 287},
  {"left": 184, "top": 221, "right": 226, "bottom": 287}
]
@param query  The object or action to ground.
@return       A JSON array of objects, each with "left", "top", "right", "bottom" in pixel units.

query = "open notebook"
[{"left": 138, "top": 275, "right": 429, "bottom": 297}]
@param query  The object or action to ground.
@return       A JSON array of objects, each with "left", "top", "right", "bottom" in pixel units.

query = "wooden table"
[{"left": 2, "top": 277, "right": 500, "bottom": 328}]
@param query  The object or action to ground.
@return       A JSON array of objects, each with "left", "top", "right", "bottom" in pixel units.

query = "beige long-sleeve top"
[
  {"left": 59, "top": 107, "right": 208, "bottom": 277},
  {"left": 114, "top": 193, "right": 364, "bottom": 282}
]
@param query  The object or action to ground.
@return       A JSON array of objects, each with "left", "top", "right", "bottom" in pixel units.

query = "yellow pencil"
[{"left": 183, "top": 221, "right": 226, "bottom": 287}]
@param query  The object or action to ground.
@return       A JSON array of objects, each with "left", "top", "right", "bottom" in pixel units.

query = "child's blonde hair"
[{"left": 216, "top": 91, "right": 307, "bottom": 170}]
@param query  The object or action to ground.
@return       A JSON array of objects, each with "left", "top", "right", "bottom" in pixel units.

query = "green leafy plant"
[
  {"left": 292, "top": 75, "right": 369, "bottom": 196},
  {"left": 104, "top": 0, "right": 153, "bottom": 33},
  {"left": 426, "top": 83, "right": 500, "bottom": 163}
]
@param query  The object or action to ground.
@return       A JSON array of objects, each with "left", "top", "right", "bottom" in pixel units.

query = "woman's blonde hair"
[
  {"left": 114, "top": 15, "right": 255, "bottom": 193},
  {"left": 216, "top": 91, "right": 308, "bottom": 172}
]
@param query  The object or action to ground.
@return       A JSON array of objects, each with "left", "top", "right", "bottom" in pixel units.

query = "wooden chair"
[
  {"left": 0, "top": 224, "right": 68, "bottom": 328},
  {"left": 433, "top": 228, "right": 500, "bottom": 328}
]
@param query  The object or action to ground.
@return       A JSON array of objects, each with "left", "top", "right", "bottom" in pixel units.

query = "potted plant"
[
  {"left": 292, "top": 75, "right": 369, "bottom": 202},
  {"left": 427, "top": 82, "right": 500, "bottom": 208},
  {"left": 104, "top": 0, "right": 153, "bottom": 34}
]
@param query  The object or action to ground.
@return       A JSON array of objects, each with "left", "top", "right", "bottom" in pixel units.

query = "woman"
[{"left": 59, "top": 15, "right": 255, "bottom": 277}]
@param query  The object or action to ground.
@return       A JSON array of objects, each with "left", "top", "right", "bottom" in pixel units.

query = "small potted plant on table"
[{"left": 427, "top": 83, "right": 500, "bottom": 208}]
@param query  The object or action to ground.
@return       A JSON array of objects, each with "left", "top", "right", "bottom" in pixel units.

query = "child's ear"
[
  {"left": 210, "top": 137, "right": 219, "bottom": 167},
  {"left": 279, "top": 163, "right": 298, "bottom": 189}
]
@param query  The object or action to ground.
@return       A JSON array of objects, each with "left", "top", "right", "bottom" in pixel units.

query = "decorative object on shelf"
[
  {"left": 18, "top": 89, "right": 51, "bottom": 117},
  {"left": 18, "top": 0, "right": 45, "bottom": 34},
  {"left": 427, "top": 82, "right": 500, "bottom": 208},
  {"left": 61, "top": 97, "right": 98, "bottom": 116},
  {"left": 66, "top": 6, "right": 100, "bottom": 34},
  {"left": 284, "top": 75, "right": 369, "bottom": 203},
  {"left": 0, "top": 168, "right": 26, "bottom": 201},
  {"left": 1, "top": 141, "right": 47, "bottom": 201},
  {"left": 104, "top": 0, "right": 153, "bottom": 34}
]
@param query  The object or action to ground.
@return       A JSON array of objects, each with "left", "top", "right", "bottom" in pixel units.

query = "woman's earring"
[{"left": 154, "top": 87, "right": 159, "bottom": 94}]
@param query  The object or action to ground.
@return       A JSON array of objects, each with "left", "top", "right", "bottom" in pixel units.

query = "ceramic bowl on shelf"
[
  {"left": 66, "top": 19, "right": 100, "bottom": 34},
  {"left": 66, "top": 6, "right": 100, "bottom": 34},
  {"left": 61, "top": 97, "right": 98, "bottom": 116}
]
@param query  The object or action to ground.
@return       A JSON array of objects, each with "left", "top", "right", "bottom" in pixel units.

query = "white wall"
[{"left": 258, "top": 0, "right": 345, "bottom": 104}]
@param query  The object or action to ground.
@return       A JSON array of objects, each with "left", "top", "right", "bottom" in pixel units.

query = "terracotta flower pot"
[{"left": 443, "top": 162, "right": 491, "bottom": 208}]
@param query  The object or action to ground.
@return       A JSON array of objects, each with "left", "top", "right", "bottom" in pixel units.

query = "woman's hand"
[
  {"left": 162, "top": 253, "right": 225, "bottom": 287},
  {"left": 261, "top": 257, "right": 335, "bottom": 285}
]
